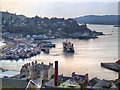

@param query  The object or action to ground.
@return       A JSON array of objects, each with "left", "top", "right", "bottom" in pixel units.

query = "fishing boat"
[{"left": 63, "top": 41, "right": 74, "bottom": 53}]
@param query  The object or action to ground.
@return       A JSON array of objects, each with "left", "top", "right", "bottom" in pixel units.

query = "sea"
[{"left": 0, "top": 24, "right": 118, "bottom": 80}]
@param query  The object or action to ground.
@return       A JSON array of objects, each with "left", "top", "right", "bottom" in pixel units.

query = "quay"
[
  {"left": 0, "top": 38, "right": 55, "bottom": 60},
  {"left": 101, "top": 60, "right": 120, "bottom": 72}
]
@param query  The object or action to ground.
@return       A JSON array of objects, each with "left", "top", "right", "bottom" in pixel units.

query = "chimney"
[
  {"left": 48, "top": 63, "right": 53, "bottom": 79},
  {"left": 35, "top": 60, "right": 37, "bottom": 64},
  {"left": 49, "top": 62, "right": 53, "bottom": 66},
  {"left": 118, "top": 71, "right": 120, "bottom": 90},
  {"left": 32, "top": 62, "right": 34, "bottom": 65},
  {"left": 28, "top": 63, "right": 30, "bottom": 66},
  {"left": 85, "top": 73, "right": 89, "bottom": 81},
  {"left": 72, "top": 72, "right": 75, "bottom": 77},
  {"left": 54, "top": 61, "right": 58, "bottom": 86},
  {"left": 118, "top": 70, "right": 120, "bottom": 79}
]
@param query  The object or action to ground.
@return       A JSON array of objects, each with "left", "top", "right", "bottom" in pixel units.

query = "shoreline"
[{"left": 0, "top": 38, "right": 16, "bottom": 56}]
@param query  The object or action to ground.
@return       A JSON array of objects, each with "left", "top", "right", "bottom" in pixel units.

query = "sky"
[{"left": 0, "top": 0, "right": 119, "bottom": 18}]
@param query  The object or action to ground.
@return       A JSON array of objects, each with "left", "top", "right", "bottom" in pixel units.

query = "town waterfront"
[{"left": 0, "top": 24, "right": 118, "bottom": 80}]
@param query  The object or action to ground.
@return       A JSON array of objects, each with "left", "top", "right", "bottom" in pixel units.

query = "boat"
[
  {"left": 79, "top": 36, "right": 98, "bottom": 40},
  {"left": 113, "top": 25, "right": 120, "bottom": 27},
  {"left": 39, "top": 41, "right": 55, "bottom": 48},
  {"left": 63, "top": 41, "right": 74, "bottom": 53},
  {"left": 41, "top": 47, "right": 50, "bottom": 54},
  {"left": 44, "top": 43, "right": 55, "bottom": 48},
  {"left": 2, "top": 54, "right": 19, "bottom": 60}
]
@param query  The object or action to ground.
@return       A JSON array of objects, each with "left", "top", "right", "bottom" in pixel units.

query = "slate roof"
[
  {"left": 88, "top": 77, "right": 100, "bottom": 86},
  {"left": 93, "top": 79, "right": 111, "bottom": 88},
  {"left": 51, "top": 74, "right": 71, "bottom": 83},
  {"left": 45, "top": 74, "right": 71, "bottom": 87},
  {"left": 59, "top": 79, "right": 80, "bottom": 88},
  {"left": 72, "top": 74, "right": 86, "bottom": 85},
  {"left": 0, "top": 77, "right": 28, "bottom": 89}
]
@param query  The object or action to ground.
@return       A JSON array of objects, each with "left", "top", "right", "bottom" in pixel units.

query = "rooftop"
[
  {"left": 0, "top": 70, "right": 19, "bottom": 78},
  {"left": 0, "top": 77, "right": 28, "bottom": 89},
  {"left": 45, "top": 72, "right": 88, "bottom": 88}
]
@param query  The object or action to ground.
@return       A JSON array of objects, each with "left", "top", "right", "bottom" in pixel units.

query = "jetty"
[{"left": 101, "top": 60, "right": 120, "bottom": 72}]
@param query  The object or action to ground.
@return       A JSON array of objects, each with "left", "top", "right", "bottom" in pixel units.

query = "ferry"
[{"left": 63, "top": 41, "right": 74, "bottom": 53}]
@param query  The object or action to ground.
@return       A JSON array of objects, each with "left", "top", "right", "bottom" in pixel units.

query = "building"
[
  {"left": 88, "top": 78, "right": 118, "bottom": 89},
  {"left": 44, "top": 72, "right": 88, "bottom": 89},
  {"left": 0, "top": 77, "right": 28, "bottom": 89},
  {"left": 19, "top": 61, "right": 54, "bottom": 80},
  {"left": 0, "top": 61, "right": 54, "bottom": 90}
]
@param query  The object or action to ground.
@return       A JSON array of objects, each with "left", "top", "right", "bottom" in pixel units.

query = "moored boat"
[
  {"left": 41, "top": 47, "right": 50, "bottom": 54},
  {"left": 63, "top": 41, "right": 74, "bottom": 53}
]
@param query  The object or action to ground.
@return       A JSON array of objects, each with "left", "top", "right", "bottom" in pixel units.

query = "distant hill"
[
  {"left": 1, "top": 11, "right": 103, "bottom": 38},
  {"left": 1, "top": 11, "right": 26, "bottom": 21},
  {"left": 73, "top": 15, "right": 120, "bottom": 25}
]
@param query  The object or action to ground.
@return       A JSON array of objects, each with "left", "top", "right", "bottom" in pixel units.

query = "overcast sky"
[{"left": 0, "top": 0, "right": 119, "bottom": 18}]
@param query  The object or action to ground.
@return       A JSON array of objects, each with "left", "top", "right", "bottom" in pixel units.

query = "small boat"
[
  {"left": 44, "top": 43, "right": 55, "bottom": 48},
  {"left": 39, "top": 41, "right": 56, "bottom": 48},
  {"left": 41, "top": 47, "right": 50, "bottom": 54},
  {"left": 44, "top": 48, "right": 50, "bottom": 53},
  {"left": 63, "top": 41, "right": 74, "bottom": 53}
]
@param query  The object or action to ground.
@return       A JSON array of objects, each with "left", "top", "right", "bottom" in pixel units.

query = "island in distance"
[{"left": 73, "top": 15, "right": 120, "bottom": 26}]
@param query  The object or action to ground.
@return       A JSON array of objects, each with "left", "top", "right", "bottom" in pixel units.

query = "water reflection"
[{"left": 63, "top": 52, "right": 74, "bottom": 58}]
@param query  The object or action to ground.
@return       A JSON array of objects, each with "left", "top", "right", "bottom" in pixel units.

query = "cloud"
[
  {"left": 0, "top": 1, "right": 118, "bottom": 18},
  {"left": 1, "top": 0, "right": 119, "bottom": 2}
]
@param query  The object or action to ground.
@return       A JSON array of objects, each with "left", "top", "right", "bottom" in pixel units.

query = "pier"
[{"left": 101, "top": 63, "right": 120, "bottom": 72}]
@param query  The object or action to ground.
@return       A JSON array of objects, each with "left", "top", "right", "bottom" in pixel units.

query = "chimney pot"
[
  {"left": 35, "top": 60, "right": 37, "bottom": 64},
  {"left": 72, "top": 72, "right": 75, "bottom": 77},
  {"left": 32, "top": 62, "right": 34, "bottom": 65}
]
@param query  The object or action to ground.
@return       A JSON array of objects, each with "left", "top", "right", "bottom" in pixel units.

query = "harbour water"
[{"left": 0, "top": 24, "right": 118, "bottom": 80}]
